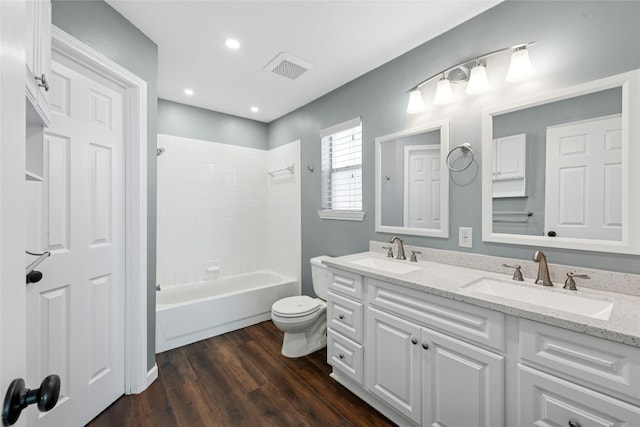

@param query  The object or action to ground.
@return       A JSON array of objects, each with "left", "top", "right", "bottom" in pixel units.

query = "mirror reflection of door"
[
  {"left": 545, "top": 114, "right": 622, "bottom": 241},
  {"left": 404, "top": 146, "right": 441, "bottom": 229}
]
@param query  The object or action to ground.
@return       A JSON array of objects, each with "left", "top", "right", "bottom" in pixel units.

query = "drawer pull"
[
  {"left": 568, "top": 420, "right": 581, "bottom": 427},
  {"left": 422, "top": 343, "right": 429, "bottom": 350},
  {"left": 411, "top": 337, "right": 418, "bottom": 345},
  {"left": 338, "top": 314, "right": 344, "bottom": 320},
  {"left": 338, "top": 353, "right": 345, "bottom": 360}
]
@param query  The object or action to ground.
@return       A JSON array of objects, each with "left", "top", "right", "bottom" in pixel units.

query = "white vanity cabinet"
[
  {"left": 326, "top": 269, "right": 365, "bottom": 385},
  {"left": 517, "top": 319, "right": 640, "bottom": 426},
  {"left": 325, "top": 263, "right": 640, "bottom": 427},
  {"left": 25, "top": 0, "right": 52, "bottom": 126},
  {"left": 366, "top": 279, "right": 505, "bottom": 427},
  {"left": 326, "top": 268, "right": 506, "bottom": 427}
]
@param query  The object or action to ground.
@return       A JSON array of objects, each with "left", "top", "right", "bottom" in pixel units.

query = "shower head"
[{"left": 157, "top": 147, "right": 166, "bottom": 156}]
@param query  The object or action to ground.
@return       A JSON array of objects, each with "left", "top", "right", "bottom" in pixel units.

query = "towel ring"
[{"left": 446, "top": 143, "right": 474, "bottom": 172}]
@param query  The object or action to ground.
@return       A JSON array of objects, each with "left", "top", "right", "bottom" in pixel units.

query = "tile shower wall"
[
  {"left": 266, "top": 141, "right": 301, "bottom": 282},
  {"left": 156, "top": 134, "right": 301, "bottom": 288}
]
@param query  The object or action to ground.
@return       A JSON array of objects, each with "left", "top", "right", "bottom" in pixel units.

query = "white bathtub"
[{"left": 156, "top": 270, "right": 297, "bottom": 353}]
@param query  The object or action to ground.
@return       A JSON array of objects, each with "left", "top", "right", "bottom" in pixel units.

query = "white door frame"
[{"left": 51, "top": 26, "right": 154, "bottom": 394}]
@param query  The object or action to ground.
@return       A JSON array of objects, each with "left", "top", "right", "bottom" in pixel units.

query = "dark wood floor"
[{"left": 86, "top": 320, "right": 394, "bottom": 426}]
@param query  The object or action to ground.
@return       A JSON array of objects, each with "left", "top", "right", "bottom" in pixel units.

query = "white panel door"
[
  {"left": 25, "top": 59, "right": 125, "bottom": 427},
  {"left": 404, "top": 146, "right": 440, "bottom": 229},
  {"left": 365, "top": 307, "right": 422, "bottom": 424},
  {"left": 422, "top": 327, "right": 504, "bottom": 427},
  {"left": 545, "top": 115, "right": 622, "bottom": 240}
]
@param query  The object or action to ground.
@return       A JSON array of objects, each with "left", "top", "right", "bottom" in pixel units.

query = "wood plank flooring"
[{"left": 86, "top": 321, "right": 394, "bottom": 427}]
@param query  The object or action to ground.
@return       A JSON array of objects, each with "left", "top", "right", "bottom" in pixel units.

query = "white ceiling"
[{"left": 107, "top": 1, "right": 501, "bottom": 123}]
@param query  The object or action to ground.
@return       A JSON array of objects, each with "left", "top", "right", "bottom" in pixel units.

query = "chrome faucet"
[
  {"left": 390, "top": 236, "right": 406, "bottom": 260},
  {"left": 533, "top": 250, "right": 553, "bottom": 286}
]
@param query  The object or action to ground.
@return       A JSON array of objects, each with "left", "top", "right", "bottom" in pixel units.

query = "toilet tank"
[{"left": 310, "top": 255, "right": 333, "bottom": 300}]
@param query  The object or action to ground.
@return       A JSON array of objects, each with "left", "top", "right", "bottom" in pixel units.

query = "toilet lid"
[{"left": 272, "top": 296, "right": 321, "bottom": 318}]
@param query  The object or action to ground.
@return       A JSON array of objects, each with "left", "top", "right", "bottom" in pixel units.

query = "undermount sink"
[
  {"left": 461, "top": 278, "right": 614, "bottom": 321},
  {"left": 349, "top": 257, "right": 422, "bottom": 275}
]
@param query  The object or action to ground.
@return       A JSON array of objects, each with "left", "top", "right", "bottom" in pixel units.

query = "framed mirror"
[
  {"left": 482, "top": 69, "right": 640, "bottom": 254},
  {"left": 375, "top": 120, "right": 449, "bottom": 238}
]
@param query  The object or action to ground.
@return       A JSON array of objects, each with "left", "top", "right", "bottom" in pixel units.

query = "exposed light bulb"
[
  {"left": 433, "top": 77, "right": 454, "bottom": 105},
  {"left": 466, "top": 63, "right": 490, "bottom": 95},
  {"left": 184, "top": 88, "right": 194, "bottom": 96},
  {"left": 250, "top": 106, "right": 259, "bottom": 113},
  {"left": 406, "top": 89, "right": 426, "bottom": 113},
  {"left": 506, "top": 47, "right": 534, "bottom": 82}
]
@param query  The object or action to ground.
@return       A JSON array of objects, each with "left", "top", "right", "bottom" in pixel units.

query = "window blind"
[{"left": 320, "top": 118, "right": 362, "bottom": 211}]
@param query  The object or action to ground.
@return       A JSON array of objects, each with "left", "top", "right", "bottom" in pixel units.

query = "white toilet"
[{"left": 271, "top": 255, "right": 332, "bottom": 358}]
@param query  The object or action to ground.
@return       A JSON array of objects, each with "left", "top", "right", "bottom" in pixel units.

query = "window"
[{"left": 319, "top": 117, "right": 365, "bottom": 221}]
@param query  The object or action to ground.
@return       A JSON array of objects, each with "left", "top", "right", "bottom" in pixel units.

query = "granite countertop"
[{"left": 324, "top": 251, "right": 640, "bottom": 348}]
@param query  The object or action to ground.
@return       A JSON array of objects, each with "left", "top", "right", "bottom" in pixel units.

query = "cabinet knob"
[
  {"left": 411, "top": 337, "right": 418, "bottom": 345},
  {"left": 422, "top": 343, "right": 429, "bottom": 350},
  {"left": 338, "top": 353, "right": 344, "bottom": 360},
  {"left": 338, "top": 314, "right": 344, "bottom": 320},
  {"left": 35, "top": 74, "right": 49, "bottom": 92},
  {"left": 568, "top": 420, "right": 581, "bottom": 427}
]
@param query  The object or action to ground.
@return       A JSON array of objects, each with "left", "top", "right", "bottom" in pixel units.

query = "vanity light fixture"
[
  {"left": 406, "top": 89, "right": 426, "bottom": 113},
  {"left": 506, "top": 45, "right": 534, "bottom": 82},
  {"left": 406, "top": 42, "right": 536, "bottom": 113},
  {"left": 466, "top": 61, "right": 490, "bottom": 95},
  {"left": 433, "top": 75, "right": 454, "bottom": 105}
]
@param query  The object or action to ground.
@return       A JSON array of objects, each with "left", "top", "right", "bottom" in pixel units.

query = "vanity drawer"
[
  {"left": 327, "top": 329, "right": 364, "bottom": 385},
  {"left": 518, "top": 364, "right": 640, "bottom": 426},
  {"left": 367, "top": 278, "right": 504, "bottom": 352},
  {"left": 327, "top": 291, "right": 364, "bottom": 343},
  {"left": 519, "top": 319, "right": 640, "bottom": 405},
  {"left": 328, "top": 268, "right": 363, "bottom": 300}
]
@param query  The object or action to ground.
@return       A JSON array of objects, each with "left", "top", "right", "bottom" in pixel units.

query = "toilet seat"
[{"left": 272, "top": 295, "right": 321, "bottom": 318}]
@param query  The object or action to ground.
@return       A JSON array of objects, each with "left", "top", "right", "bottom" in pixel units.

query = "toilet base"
[{"left": 279, "top": 313, "right": 327, "bottom": 358}]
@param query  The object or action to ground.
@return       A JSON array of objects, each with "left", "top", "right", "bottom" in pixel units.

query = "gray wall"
[
  {"left": 267, "top": 1, "right": 640, "bottom": 297},
  {"left": 52, "top": 0, "right": 159, "bottom": 371},
  {"left": 492, "top": 87, "right": 622, "bottom": 235},
  {"left": 158, "top": 99, "right": 268, "bottom": 149}
]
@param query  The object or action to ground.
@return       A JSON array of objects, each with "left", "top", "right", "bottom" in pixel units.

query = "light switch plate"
[{"left": 459, "top": 227, "right": 473, "bottom": 248}]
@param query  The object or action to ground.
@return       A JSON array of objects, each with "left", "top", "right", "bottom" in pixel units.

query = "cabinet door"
[
  {"left": 422, "top": 327, "right": 504, "bottom": 427},
  {"left": 493, "top": 133, "right": 526, "bottom": 180},
  {"left": 25, "top": 0, "right": 38, "bottom": 102},
  {"left": 366, "top": 307, "right": 422, "bottom": 424},
  {"left": 36, "top": 0, "right": 51, "bottom": 121},
  {"left": 25, "top": 0, "right": 52, "bottom": 125}
]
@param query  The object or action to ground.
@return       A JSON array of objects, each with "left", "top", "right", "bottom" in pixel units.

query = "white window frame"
[{"left": 318, "top": 117, "right": 365, "bottom": 221}]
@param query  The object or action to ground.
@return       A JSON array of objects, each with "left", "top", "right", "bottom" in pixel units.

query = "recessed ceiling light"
[
  {"left": 184, "top": 88, "right": 194, "bottom": 96},
  {"left": 225, "top": 39, "right": 240, "bottom": 50},
  {"left": 250, "top": 106, "right": 259, "bottom": 113}
]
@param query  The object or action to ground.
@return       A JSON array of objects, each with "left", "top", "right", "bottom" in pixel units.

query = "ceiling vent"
[{"left": 264, "top": 52, "right": 314, "bottom": 80}]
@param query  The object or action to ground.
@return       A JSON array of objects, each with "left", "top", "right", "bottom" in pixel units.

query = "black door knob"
[
  {"left": 2, "top": 375, "right": 60, "bottom": 426},
  {"left": 26, "top": 270, "right": 43, "bottom": 284}
]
